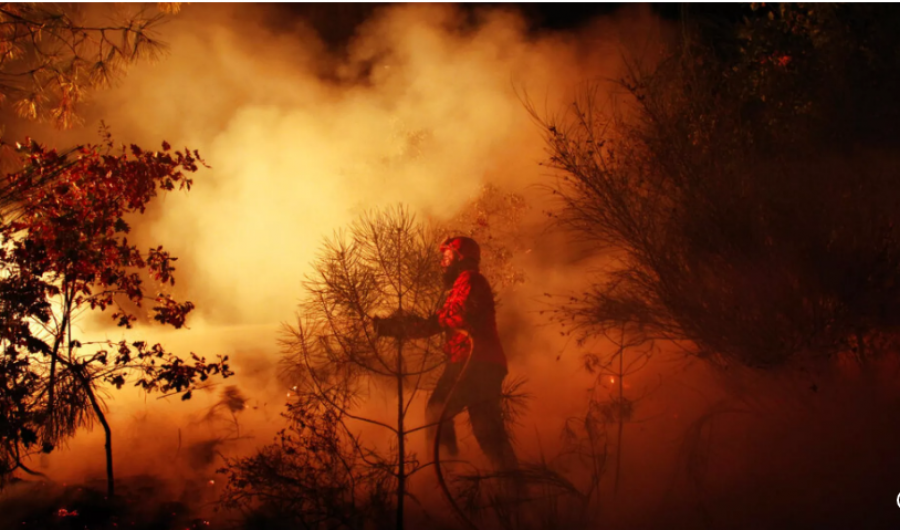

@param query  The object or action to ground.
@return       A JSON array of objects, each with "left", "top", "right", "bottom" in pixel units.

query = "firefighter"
[{"left": 374, "top": 236, "right": 517, "bottom": 471}]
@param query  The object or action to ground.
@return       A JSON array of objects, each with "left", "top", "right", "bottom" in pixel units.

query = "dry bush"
[{"left": 539, "top": 4, "right": 900, "bottom": 368}]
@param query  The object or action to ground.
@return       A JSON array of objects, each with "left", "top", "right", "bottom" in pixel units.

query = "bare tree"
[
  {"left": 219, "top": 402, "right": 395, "bottom": 529},
  {"left": 223, "top": 205, "right": 554, "bottom": 529},
  {"left": 279, "top": 205, "right": 446, "bottom": 529}
]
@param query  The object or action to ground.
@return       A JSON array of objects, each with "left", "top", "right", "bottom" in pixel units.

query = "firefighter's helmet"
[{"left": 440, "top": 236, "right": 481, "bottom": 264}]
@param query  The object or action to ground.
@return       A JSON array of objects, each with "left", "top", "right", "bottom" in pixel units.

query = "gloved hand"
[
  {"left": 373, "top": 311, "right": 428, "bottom": 338},
  {"left": 373, "top": 315, "right": 402, "bottom": 338}
]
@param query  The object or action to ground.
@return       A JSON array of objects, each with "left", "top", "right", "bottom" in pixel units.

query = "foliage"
[
  {"left": 0, "top": 137, "right": 231, "bottom": 492},
  {"left": 231, "top": 206, "right": 445, "bottom": 529},
  {"left": 219, "top": 406, "right": 394, "bottom": 530},
  {"left": 222, "top": 206, "right": 537, "bottom": 529},
  {"left": 0, "top": 3, "right": 172, "bottom": 128},
  {"left": 540, "top": 4, "right": 900, "bottom": 368},
  {"left": 440, "top": 184, "right": 528, "bottom": 294},
  {"left": 286, "top": 206, "right": 445, "bottom": 388}
]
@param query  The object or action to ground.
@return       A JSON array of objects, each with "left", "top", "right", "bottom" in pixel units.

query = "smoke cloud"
[
  {"left": 26, "top": 4, "right": 898, "bottom": 528},
  {"left": 3, "top": 0, "right": 667, "bottom": 505},
  {"left": 67, "top": 4, "right": 663, "bottom": 327}
]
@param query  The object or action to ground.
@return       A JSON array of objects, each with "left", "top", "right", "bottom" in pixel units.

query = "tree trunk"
[
  {"left": 45, "top": 302, "right": 70, "bottom": 446},
  {"left": 396, "top": 338, "right": 405, "bottom": 530},
  {"left": 395, "top": 228, "right": 405, "bottom": 530},
  {"left": 79, "top": 371, "right": 115, "bottom": 498}
]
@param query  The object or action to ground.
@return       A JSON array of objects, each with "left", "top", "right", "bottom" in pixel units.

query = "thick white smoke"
[{"left": 6, "top": 3, "right": 685, "bottom": 522}]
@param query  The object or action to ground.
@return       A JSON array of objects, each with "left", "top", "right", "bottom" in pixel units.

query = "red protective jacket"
[{"left": 432, "top": 269, "right": 507, "bottom": 367}]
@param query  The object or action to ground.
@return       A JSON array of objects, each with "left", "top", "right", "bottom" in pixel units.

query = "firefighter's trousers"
[{"left": 426, "top": 360, "right": 517, "bottom": 471}]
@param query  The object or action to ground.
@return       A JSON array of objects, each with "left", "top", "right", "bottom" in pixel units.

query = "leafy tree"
[
  {"left": 0, "top": 2, "right": 179, "bottom": 271},
  {"left": 539, "top": 3, "right": 900, "bottom": 368},
  {"left": 0, "top": 137, "right": 232, "bottom": 496},
  {"left": 0, "top": 3, "right": 173, "bottom": 129},
  {"left": 0, "top": 0, "right": 227, "bottom": 505}
]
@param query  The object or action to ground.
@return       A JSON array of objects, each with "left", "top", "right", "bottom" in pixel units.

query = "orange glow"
[{"left": 8, "top": 3, "right": 683, "bottom": 526}]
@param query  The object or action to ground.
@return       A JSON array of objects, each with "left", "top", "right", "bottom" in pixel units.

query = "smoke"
[
  {"left": 74, "top": 4, "right": 660, "bottom": 327},
  {"left": 6, "top": 4, "right": 900, "bottom": 529},
  {"left": 1, "top": 3, "right": 760, "bottom": 526},
  {"left": 52, "top": 0, "right": 669, "bottom": 464}
]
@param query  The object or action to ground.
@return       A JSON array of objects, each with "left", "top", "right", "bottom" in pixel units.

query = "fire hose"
[
  {"left": 433, "top": 329, "right": 479, "bottom": 530},
  {"left": 374, "top": 313, "right": 480, "bottom": 529}
]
